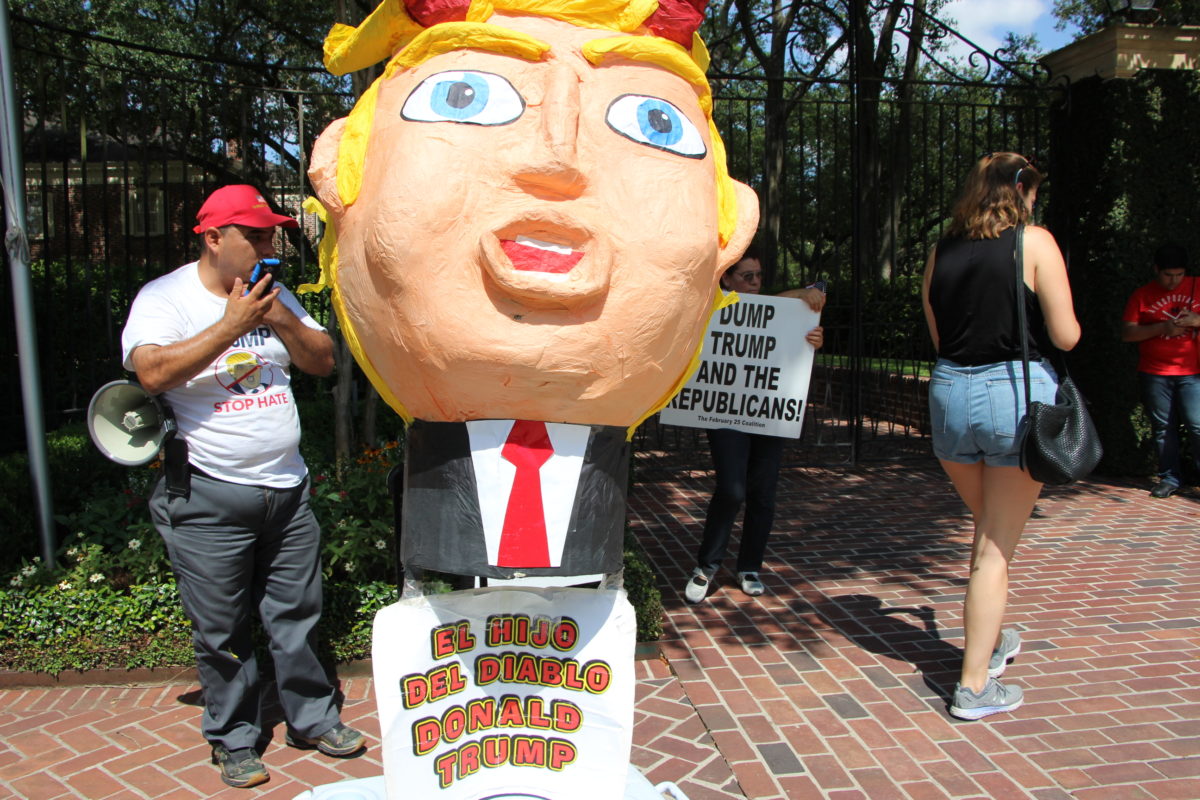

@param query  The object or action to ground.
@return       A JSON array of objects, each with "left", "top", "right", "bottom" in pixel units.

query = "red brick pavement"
[
  {"left": 0, "top": 461, "right": 1196, "bottom": 799},
  {"left": 629, "top": 458, "right": 1200, "bottom": 800}
]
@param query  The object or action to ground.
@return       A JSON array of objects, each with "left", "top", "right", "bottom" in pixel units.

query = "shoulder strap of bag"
[{"left": 1014, "top": 224, "right": 1032, "bottom": 410}]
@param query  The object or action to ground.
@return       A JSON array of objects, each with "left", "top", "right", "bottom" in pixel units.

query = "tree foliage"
[
  {"left": 704, "top": 0, "right": 1048, "bottom": 292},
  {"left": 13, "top": 0, "right": 351, "bottom": 188},
  {"left": 1053, "top": 0, "right": 1200, "bottom": 35}
]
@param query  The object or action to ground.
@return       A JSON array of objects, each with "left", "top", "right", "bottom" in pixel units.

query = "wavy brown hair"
[{"left": 946, "top": 152, "right": 1043, "bottom": 240}]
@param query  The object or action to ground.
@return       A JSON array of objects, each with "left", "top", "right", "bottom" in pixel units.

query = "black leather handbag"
[{"left": 1013, "top": 225, "right": 1103, "bottom": 485}]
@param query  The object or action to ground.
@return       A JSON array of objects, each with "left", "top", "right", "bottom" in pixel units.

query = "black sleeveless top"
[{"left": 930, "top": 228, "right": 1047, "bottom": 366}]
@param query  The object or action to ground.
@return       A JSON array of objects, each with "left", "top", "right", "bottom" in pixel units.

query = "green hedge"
[
  {"left": 0, "top": 578, "right": 400, "bottom": 674},
  {"left": 0, "top": 567, "right": 661, "bottom": 675},
  {"left": 0, "top": 433, "right": 664, "bottom": 674}
]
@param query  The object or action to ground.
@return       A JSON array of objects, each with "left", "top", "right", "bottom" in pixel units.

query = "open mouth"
[
  {"left": 480, "top": 216, "right": 610, "bottom": 310},
  {"left": 499, "top": 235, "right": 584, "bottom": 278}
]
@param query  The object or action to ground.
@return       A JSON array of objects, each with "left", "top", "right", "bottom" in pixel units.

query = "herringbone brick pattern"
[
  {"left": 0, "top": 460, "right": 1196, "bottom": 798},
  {"left": 629, "top": 457, "right": 1200, "bottom": 799},
  {"left": 0, "top": 677, "right": 383, "bottom": 798}
]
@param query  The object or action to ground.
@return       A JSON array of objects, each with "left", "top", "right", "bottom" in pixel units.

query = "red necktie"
[{"left": 498, "top": 421, "right": 554, "bottom": 568}]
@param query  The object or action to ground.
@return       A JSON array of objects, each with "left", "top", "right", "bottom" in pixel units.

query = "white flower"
[
  {"left": 375, "top": 539, "right": 388, "bottom": 550},
  {"left": 20, "top": 565, "right": 35, "bottom": 577},
  {"left": 66, "top": 546, "right": 79, "bottom": 557},
  {"left": 344, "top": 561, "right": 355, "bottom": 573},
  {"left": 57, "top": 581, "right": 72, "bottom": 590},
  {"left": 89, "top": 573, "right": 104, "bottom": 583},
  {"left": 127, "top": 539, "right": 142, "bottom": 550},
  {"left": 8, "top": 576, "right": 21, "bottom": 587}
]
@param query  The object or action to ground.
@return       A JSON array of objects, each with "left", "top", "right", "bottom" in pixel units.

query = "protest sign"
[
  {"left": 660, "top": 293, "right": 820, "bottom": 438},
  {"left": 373, "top": 587, "right": 636, "bottom": 799}
]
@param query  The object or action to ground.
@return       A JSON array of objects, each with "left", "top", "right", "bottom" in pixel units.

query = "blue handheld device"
[{"left": 245, "top": 258, "right": 280, "bottom": 295}]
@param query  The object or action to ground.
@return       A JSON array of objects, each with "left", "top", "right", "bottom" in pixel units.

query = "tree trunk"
[{"left": 362, "top": 385, "right": 379, "bottom": 447}]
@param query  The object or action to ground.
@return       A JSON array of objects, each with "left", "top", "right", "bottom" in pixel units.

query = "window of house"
[
  {"left": 127, "top": 187, "right": 165, "bottom": 237},
  {"left": 25, "top": 190, "right": 51, "bottom": 239}
]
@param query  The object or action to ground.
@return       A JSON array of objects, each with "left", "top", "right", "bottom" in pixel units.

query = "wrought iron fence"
[
  {"left": 640, "top": 80, "right": 1053, "bottom": 467},
  {"left": 4, "top": 25, "right": 1055, "bottom": 465},
  {"left": 3, "top": 38, "right": 350, "bottom": 449}
]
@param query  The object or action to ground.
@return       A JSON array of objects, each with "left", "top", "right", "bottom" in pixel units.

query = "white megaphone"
[{"left": 87, "top": 380, "right": 177, "bottom": 466}]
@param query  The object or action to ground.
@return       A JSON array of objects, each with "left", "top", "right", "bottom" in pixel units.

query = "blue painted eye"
[
  {"left": 605, "top": 94, "right": 706, "bottom": 158},
  {"left": 401, "top": 71, "right": 525, "bottom": 126}
]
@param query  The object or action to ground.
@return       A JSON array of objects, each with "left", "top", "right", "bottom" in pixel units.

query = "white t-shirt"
[{"left": 121, "top": 262, "right": 325, "bottom": 488}]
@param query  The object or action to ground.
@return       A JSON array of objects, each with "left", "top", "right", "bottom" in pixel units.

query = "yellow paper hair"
[
  {"left": 385, "top": 21, "right": 550, "bottom": 74},
  {"left": 325, "top": 1, "right": 739, "bottom": 243},
  {"left": 583, "top": 36, "right": 738, "bottom": 247},
  {"left": 324, "top": 0, "right": 423, "bottom": 76},
  {"left": 296, "top": 196, "right": 333, "bottom": 294},
  {"left": 297, "top": 196, "right": 414, "bottom": 423},
  {"left": 334, "top": 23, "right": 549, "bottom": 210},
  {"left": 325, "top": 0, "right": 658, "bottom": 77}
]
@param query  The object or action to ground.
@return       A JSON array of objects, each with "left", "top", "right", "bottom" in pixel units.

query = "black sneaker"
[
  {"left": 286, "top": 721, "right": 366, "bottom": 757},
  {"left": 211, "top": 744, "right": 269, "bottom": 788},
  {"left": 1150, "top": 482, "right": 1179, "bottom": 498}
]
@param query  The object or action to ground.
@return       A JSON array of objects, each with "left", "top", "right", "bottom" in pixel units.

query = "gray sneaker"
[
  {"left": 988, "top": 628, "right": 1022, "bottom": 678},
  {"left": 949, "top": 678, "right": 1024, "bottom": 720},
  {"left": 684, "top": 568, "right": 710, "bottom": 604},
  {"left": 737, "top": 571, "right": 765, "bottom": 597}
]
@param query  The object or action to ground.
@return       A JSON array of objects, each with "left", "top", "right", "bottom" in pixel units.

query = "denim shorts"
[{"left": 929, "top": 359, "right": 1059, "bottom": 467}]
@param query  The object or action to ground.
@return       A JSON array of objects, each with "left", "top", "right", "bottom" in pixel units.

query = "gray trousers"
[{"left": 149, "top": 470, "right": 339, "bottom": 750}]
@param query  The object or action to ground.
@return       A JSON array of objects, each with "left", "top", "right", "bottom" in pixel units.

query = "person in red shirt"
[{"left": 1121, "top": 243, "right": 1200, "bottom": 497}]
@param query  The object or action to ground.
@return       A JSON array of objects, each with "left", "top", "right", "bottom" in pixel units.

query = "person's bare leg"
[
  {"left": 942, "top": 462, "right": 1041, "bottom": 692},
  {"left": 940, "top": 459, "right": 984, "bottom": 517}
]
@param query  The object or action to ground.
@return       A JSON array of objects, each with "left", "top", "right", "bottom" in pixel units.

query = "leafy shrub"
[
  {"left": 1, "top": 434, "right": 663, "bottom": 674},
  {"left": 309, "top": 442, "right": 401, "bottom": 583},
  {"left": 0, "top": 422, "right": 133, "bottom": 576},
  {"left": 0, "top": 577, "right": 401, "bottom": 674},
  {"left": 622, "top": 528, "right": 664, "bottom": 643}
]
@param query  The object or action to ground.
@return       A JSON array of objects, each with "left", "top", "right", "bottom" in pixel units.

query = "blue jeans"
[{"left": 1138, "top": 372, "right": 1200, "bottom": 487}]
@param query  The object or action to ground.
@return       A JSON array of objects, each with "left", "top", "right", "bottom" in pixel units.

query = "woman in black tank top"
[{"left": 921, "top": 153, "right": 1081, "bottom": 720}]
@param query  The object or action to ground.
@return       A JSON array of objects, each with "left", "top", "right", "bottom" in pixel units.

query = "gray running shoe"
[
  {"left": 737, "top": 571, "right": 765, "bottom": 597},
  {"left": 286, "top": 722, "right": 366, "bottom": 757},
  {"left": 949, "top": 678, "right": 1024, "bottom": 720},
  {"left": 684, "top": 568, "right": 710, "bottom": 604},
  {"left": 988, "top": 628, "right": 1022, "bottom": 678}
]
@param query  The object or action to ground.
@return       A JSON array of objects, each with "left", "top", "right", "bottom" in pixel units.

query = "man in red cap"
[{"left": 120, "top": 185, "right": 363, "bottom": 788}]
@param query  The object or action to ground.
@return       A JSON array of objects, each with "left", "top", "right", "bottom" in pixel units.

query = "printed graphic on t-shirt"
[
  {"left": 1147, "top": 292, "right": 1198, "bottom": 339},
  {"left": 216, "top": 349, "right": 276, "bottom": 395}
]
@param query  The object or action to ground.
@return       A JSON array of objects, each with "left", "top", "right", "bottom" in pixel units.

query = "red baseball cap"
[{"left": 192, "top": 185, "right": 299, "bottom": 233}]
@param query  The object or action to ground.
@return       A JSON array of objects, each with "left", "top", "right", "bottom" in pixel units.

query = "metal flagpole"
[{"left": 0, "top": 0, "right": 57, "bottom": 563}]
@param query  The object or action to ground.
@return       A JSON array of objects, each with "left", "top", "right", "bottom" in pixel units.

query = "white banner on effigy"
[
  {"left": 372, "top": 587, "right": 636, "bottom": 799},
  {"left": 660, "top": 293, "right": 820, "bottom": 439}
]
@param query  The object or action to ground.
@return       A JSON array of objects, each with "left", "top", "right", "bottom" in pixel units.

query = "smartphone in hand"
[{"left": 244, "top": 259, "right": 280, "bottom": 295}]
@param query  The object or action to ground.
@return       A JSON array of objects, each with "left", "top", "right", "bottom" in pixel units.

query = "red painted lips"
[{"left": 500, "top": 236, "right": 584, "bottom": 274}]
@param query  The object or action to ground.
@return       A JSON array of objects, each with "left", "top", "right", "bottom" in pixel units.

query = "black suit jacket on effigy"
[{"left": 400, "top": 420, "right": 630, "bottom": 580}]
